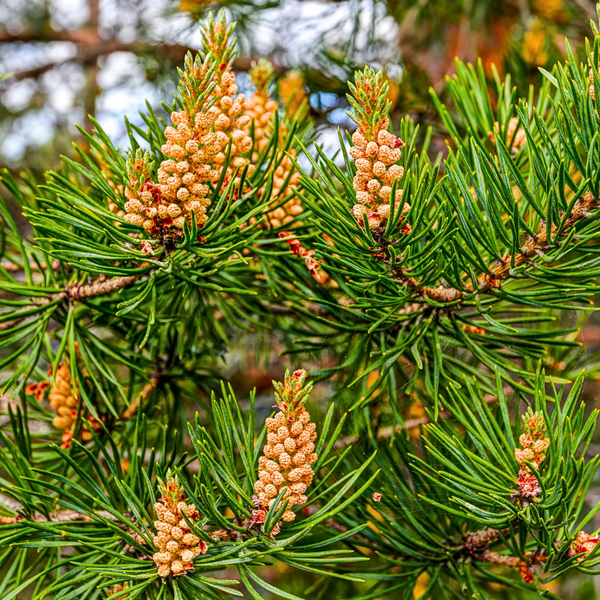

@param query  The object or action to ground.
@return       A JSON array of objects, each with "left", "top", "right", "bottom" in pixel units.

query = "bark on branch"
[
  {"left": 0, "top": 509, "right": 117, "bottom": 524},
  {"left": 69, "top": 274, "right": 142, "bottom": 300}
]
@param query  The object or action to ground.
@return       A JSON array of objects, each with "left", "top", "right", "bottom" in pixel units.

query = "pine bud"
[
  {"left": 366, "top": 142, "right": 379, "bottom": 157},
  {"left": 372, "top": 162, "right": 386, "bottom": 177},
  {"left": 177, "top": 187, "right": 190, "bottom": 201},
  {"left": 352, "top": 131, "right": 368, "bottom": 147},
  {"left": 356, "top": 158, "right": 372, "bottom": 172},
  {"left": 514, "top": 408, "right": 548, "bottom": 499},
  {"left": 124, "top": 213, "right": 144, "bottom": 226},
  {"left": 152, "top": 472, "right": 207, "bottom": 578}
]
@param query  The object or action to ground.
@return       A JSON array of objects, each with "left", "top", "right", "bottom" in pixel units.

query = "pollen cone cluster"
[
  {"left": 523, "top": 20, "right": 548, "bottom": 65},
  {"left": 533, "top": 0, "right": 563, "bottom": 21},
  {"left": 26, "top": 361, "right": 102, "bottom": 448},
  {"left": 123, "top": 15, "right": 253, "bottom": 237},
  {"left": 279, "top": 69, "right": 307, "bottom": 119},
  {"left": 253, "top": 369, "right": 317, "bottom": 523},
  {"left": 152, "top": 473, "right": 208, "bottom": 578},
  {"left": 514, "top": 408, "right": 549, "bottom": 498},
  {"left": 243, "top": 59, "right": 303, "bottom": 228},
  {"left": 245, "top": 59, "right": 279, "bottom": 158},
  {"left": 267, "top": 154, "right": 302, "bottom": 228},
  {"left": 123, "top": 150, "right": 166, "bottom": 233},
  {"left": 348, "top": 67, "right": 408, "bottom": 230}
]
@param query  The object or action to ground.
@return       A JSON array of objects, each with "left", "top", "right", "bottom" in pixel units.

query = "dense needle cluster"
[
  {"left": 514, "top": 408, "right": 549, "bottom": 498},
  {"left": 123, "top": 15, "right": 253, "bottom": 236},
  {"left": 347, "top": 67, "right": 408, "bottom": 230},
  {"left": 94, "top": 149, "right": 126, "bottom": 219},
  {"left": 253, "top": 369, "right": 318, "bottom": 523},
  {"left": 152, "top": 473, "right": 208, "bottom": 578}
]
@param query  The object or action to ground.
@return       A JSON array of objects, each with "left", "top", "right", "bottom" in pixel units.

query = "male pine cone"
[
  {"left": 152, "top": 473, "right": 207, "bottom": 578},
  {"left": 253, "top": 369, "right": 318, "bottom": 522}
]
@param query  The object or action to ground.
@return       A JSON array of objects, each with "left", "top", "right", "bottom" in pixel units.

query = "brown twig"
[
  {"left": 0, "top": 31, "right": 283, "bottom": 83},
  {"left": 120, "top": 375, "right": 160, "bottom": 421},
  {"left": 0, "top": 312, "right": 31, "bottom": 332},
  {"left": 0, "top": 274, "right": 144, "bottom": 334},
  {"left": 465, "top": 526, "right": 547, "bottom": 580},
  {"left": 465, "top": 527, "right": 504, "bottom": 548}
]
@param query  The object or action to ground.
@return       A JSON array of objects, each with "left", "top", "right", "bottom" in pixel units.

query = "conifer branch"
[
  {"left": 465, "top": 527, "right": 548, "bottom": 582},
  {"left": 387, "top": 192, "right": 599, "bottom": 303},
  {"left": 3, "top": 7, "right": 600, "bottom": 599}
]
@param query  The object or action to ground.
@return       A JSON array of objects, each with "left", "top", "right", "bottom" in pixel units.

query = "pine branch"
[
  {"left": 465, "top": 527, "right": 547, "bottom": 580},
  {"left": 23, "top": 274, "right": 146, "bottom": 307},
  {"left": 3, "top": 7, "right": 600, "bottom": 599},
  {"left": 387, "top": 192, "right": 599, "bottom": 303}
]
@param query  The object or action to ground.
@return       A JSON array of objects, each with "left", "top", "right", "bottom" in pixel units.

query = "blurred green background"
[{"left": 3, "top": 0, "right": 600, "bottom": 598}]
